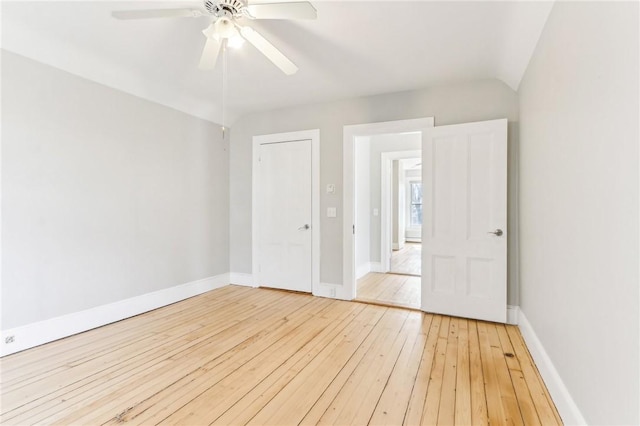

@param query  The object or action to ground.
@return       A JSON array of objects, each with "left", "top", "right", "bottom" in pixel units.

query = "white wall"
[
  {"left": 1, "top": 51, "right": 230, "bottom": 329},
  {"left": 230, "top": 79, "right": 520, "bottom": 305},
  {"left": 354, "top": 137, "right": 370, "bottom": 278},
  {"left": 518, "top": 2, "right": 638, "bottom": 424}
]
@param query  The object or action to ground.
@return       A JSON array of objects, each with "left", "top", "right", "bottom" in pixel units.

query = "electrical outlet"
[
  {"left": 330, "top": 287, "right": 336, "bottom": 297},
  {"left": 5, "top": 335, "right": 15, "bottom": 344}
]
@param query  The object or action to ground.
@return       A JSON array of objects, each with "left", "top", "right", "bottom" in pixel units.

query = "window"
[{"left": 410, "top": 181, "right": 423, "bottom": 226}]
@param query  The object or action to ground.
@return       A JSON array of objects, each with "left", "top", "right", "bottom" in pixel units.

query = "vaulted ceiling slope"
[{"left": 2, "top": 1, "right": 553, "bottom": 124}]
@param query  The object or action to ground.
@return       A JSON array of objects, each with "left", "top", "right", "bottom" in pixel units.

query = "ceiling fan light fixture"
[
  {"left": 203, "top": 18, "right": 243, "bottom": 48},
  {"left": 113, "top": 0, "right": 317, "bottom": 75},
  {"left": 227, "top": 32, "right": 245, "bottom": 49},
  {"left": 214, "top": 17, "right": 236, "bottom": 39}
]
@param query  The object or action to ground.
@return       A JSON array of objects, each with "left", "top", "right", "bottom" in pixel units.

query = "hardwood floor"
[
  {"left": 357, "top": 272, "right": 421, "bottom": 309},
  {"left": 390, "top": 242, "right": 422, "bottom": 276},
  {"left": 0, "top": 286, "right": 562, "bottom": 425}
]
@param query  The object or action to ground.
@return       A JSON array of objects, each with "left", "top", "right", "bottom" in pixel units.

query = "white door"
[
  {"left": 257, "top": 139, "right": 312, "bottom": 292},
  {"left": 422, "top": 119, "right": 507, "bottom": 323}
]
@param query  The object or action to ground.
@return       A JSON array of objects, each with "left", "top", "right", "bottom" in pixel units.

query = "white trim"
[
  {"left": 230, "top": 272, "right": 255, "bottom": 287},
  {"left": 380, "top": 150, "right": 421, "bottom": 273},
  {"left": 252, "top": 129, "right": 320, "bottom": 293},
  {"left": 313, "top": 282, "right": 351, "bottom": 301},
  {"left": 1, "top": 274, "right": 230, "bottom": 357},
  {"left": 518, "top": 310, "right": 587, "bottom": 425},
  {"left": 369, "top": 262, "right": 384, "bottom": 273},
  {"left": 507, "top": 305, "right": 519, "bottom": 325},
  {"left": 343, "top": 118, "right": 434, "bottom": 301},
  {"left": 356, "top": 263, "right": 371, "bottom": 280},
  {"left": 355, "top": 262, "right": 386, "bottom": 279}
]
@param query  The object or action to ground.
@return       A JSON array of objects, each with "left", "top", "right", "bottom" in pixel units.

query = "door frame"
[
  {"left": 380, "top": 150, "right": 421, "bottom": 273},
  {"left": 343, "top": 118, "right": 434, "bottom": 301},
  {"left": 252, "top": 129, "right": 320, "bottom": 292}
]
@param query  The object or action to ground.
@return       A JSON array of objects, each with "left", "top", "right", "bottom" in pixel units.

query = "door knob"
[
  {"left": 298, "top": 224, "right": 310, "bottom": 230},
  {"left": 488, "top": 229, "right": 503, "bottom": 236}
]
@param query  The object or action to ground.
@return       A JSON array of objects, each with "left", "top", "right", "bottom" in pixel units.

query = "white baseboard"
[
  {"left": 229, "top": 272, "right": 256, "bottom": 287},
  {"left": 518, "top": 310, "right": 586, "bottom": 425},
  {"left": 356, "top": 262, "right": 386, "bottom": 278},
  {"left": 313, "top": 282, "right": 352, "bottom": 301},
  {"left": 507, "top": 305, "right": 519, "bottom": 325},
  {"left": 355, "top": 263, "right": 370, "bottom": 280},
  {"left": 1, "top": 273, "right": 230, "bottom": 357},
  {"left": 369, "top": 262, "right": 384, "bottom": 273}
]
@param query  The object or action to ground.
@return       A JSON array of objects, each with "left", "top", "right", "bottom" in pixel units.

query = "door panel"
[
  {"left": 258, "top": 140, "right": 312, "bottom": 292},
  {"left": 422, "top": 119, "right": 507, "bottom": 323}
]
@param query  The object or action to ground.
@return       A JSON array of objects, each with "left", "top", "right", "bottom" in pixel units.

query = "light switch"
[
  {"left": 373, "top": 208, "right": 379, "bottom": 216},
  {"left": 326, "top": 184, "right": 335, "bottom": 194},
  {"left": 327, "top": 207, "right": 337, "bottom": 218}
]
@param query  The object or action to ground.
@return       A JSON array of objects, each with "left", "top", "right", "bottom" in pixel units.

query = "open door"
[{"left": 421, "top": 119, "right": 507, "bottom": 323}]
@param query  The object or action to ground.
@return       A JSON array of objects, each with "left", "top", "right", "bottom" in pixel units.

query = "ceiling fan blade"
[
  {"left": 246, "top": 2, "right": 317, "bottom": 19},
  {"left": 240, "top": 26, "right": 298, "bottom": 75},
  {"left": 199, "top": 37, "right": 222, "bottom": 70},
  {"left": 111, "top": 9, "right": 202, "bottom": 20}
]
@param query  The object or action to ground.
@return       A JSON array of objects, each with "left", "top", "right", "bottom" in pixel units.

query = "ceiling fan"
[{"left": 112, "top": 0, "right": 317, "bottom": 75}]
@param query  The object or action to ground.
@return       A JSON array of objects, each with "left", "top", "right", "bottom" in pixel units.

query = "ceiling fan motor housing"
[{"left": 204, "top": 0, "right": 246, "bottom": 18}]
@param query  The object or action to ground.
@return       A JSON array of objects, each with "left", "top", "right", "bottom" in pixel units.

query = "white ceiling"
[{"left": 2, "top": 1, "right": 553, "bottom": 124}]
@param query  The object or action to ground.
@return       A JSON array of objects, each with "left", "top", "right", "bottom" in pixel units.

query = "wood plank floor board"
[
  {"left": 390, "top": 242, "right": 421, "bottom": 276},
  {"left": 357, "top": 273, "right": 421, "bottom": 310},
  {"left": 368, "top": 314, "right": 431, "bottom": 426},
  {"left": 128, "top": 296, "right": 340, "bottom": 425},
  {"left": 112, "top": 299, "right": 362, "bottom": 426},
  {"left": 506, "top": 325, "right": 563, "bottom": 425},
  {"left": 244, "top": 308, "right": 401, "bottom": 426},
  {"left": 496, "top": 325, "right": 539, "bottom": 425},
  {"left": 402, "top": 314, "right": 442, "bottom": 425},
  {"left": 454, "top": 319, "right": 472, "bottom": 426},
  {"left": 468, "top": 320, "right": 489, "bottom": 425},
  {"left": 2, "top": 288, "right": 291, "bottom": 424},
  {"left": 210, "top": 302, "right": 374, "bottom": 426},
  {"left": 421, "top": 315, "right": 451, "bottom": 424},
  {"left": 299, "top": 309, "right": 407, "bottom": 425},
  {"left": 437, "top": 317, "right": 459, "bottom": 425},
  {"left": 314, "top": 309, "right": 412, "bottom": 425},
  {"left": 0, "top": 286, "right": 253, "bottom": 392},
  {"left": 213, "top": 304, "right": 386, "bottom": 426},
  {"left": 487, "top": 323, "right": 524, "bottom": 426},
  {"left": 358, "top": 273, "right": 396, "bottom": 300},
  {"left": 96, "top": 293, "right": 327, "bottom": 424},
  {"left": 0, "top": 286, "right": 250, "bottom": 385},
  {"left": 48, "top": 291, "right": 307, "bottom": 425},
  {"left": 0, "top": 286, "right": 562, "bottom": 426}
]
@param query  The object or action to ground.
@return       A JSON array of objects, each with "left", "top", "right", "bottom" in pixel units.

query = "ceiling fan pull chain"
[{"left": 221, "top": 40, "right": 228, "bottom": 138}]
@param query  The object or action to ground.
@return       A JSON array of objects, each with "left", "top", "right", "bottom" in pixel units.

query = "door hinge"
[{"left": 353, "top": 224, "right": 355, "bottom": 235}]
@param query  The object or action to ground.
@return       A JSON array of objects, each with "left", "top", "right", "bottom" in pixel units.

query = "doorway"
[
  {"left": 252, "top": 129, "right": 320, "bottom": 293},
  {"left": 344, "top": 118, "right": 434, "bottom": 309},
  {"left": 344, "top": 118, "right": 508, "bottom": 323},
  {"left": 358, "top": 149, "right": 423, "bottom": 309},
  {"left": 388, "top": 157, "right": 422, "bottom": 277}
]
